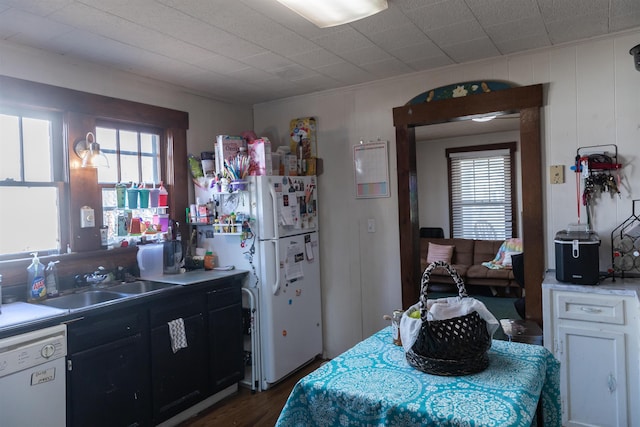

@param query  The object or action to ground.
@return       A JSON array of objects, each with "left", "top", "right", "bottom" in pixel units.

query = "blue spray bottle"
[{"left": 27, "top": 252, "right": 46, "bottom": 302}]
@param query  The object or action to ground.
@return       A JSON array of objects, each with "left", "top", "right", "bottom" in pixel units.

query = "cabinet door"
[
  {"left": 68, "top": 334, "right": 149, "bottom": 427},
  {"left": 209, "top": 300, "right": 244, "bottom": 392},
  {"left": 558, "top": 325, "right": 628, "bottom": 427},
  {"left": 150, "top": 308, "right": 207, "bottom": 423}
]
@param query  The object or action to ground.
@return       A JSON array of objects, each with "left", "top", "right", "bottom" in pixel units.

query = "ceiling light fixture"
[
  {"left": 276, "top": 0, "right": 388, "bottom": 28},
  {"left": 472, "top": 115, "right": 497, "bottom": 123},
  {"left": 74, "top": 132, "right": 109, "bottom": 168}
]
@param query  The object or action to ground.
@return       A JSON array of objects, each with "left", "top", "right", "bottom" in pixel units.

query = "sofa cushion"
[
  {"left": 473, "top": 240, "right": 505, "bottom": 265},
  {"left": 420, "top": 238, "right": 474, "bottom": 272},
  {"left": 466, "top": 264, "right": 514, "bottom": 287},
  {"left": 426, "top": 242, "right": 454, "bottom": 264}
]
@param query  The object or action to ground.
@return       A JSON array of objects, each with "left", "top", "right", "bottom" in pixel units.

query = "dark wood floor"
[{"left": 179, "top": 359, "right": 325, "bottom": 427}]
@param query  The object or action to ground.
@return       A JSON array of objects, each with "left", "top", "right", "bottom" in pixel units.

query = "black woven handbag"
[{"left": 405, "top": 261, "right": 491, "bottom": 376}]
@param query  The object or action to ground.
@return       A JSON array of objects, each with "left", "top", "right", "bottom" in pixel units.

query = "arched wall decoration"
[
  {"left": 405, "top": 80, "right": 513, "bottom": 105},
  {"left": 392, "top": 84, "right": 545, "bottom": 324}
]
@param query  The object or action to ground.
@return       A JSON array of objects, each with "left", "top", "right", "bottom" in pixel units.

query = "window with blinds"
[{"left": 446, "top": 143, "right": 516, "bottom": 240}]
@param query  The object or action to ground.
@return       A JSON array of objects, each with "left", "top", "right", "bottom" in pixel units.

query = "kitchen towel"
[{"left": 168, "top": 318, "right": 188, "bottom": 353}]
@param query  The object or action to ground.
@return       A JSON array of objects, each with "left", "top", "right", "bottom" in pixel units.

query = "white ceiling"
[{"left": 1, "top": 0, "right": 639, "bottom": 105}]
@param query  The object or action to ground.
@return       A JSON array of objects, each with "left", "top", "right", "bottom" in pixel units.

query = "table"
[{"left": 276, "top": 327, "right": 561, "bottom": 427}]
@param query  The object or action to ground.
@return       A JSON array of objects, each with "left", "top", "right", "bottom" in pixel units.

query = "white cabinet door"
[{"left": 558, "top": 325, "right": 627, "bottom": 427}]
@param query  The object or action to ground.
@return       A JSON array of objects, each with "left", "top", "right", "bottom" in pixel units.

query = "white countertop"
[
  {"left": 143, "top": 268, "right": 248, "bottom": 286},
  {"left": 543, "top": 270, "right": 640, "bottom": 297},
  {"left": 0, "top": 302, "right": 67, "bottom": 330}
]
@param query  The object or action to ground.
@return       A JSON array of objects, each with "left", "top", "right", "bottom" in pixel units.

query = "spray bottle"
[
  {"left": 27, "top": 252, "right": 46, "bottom": 302},
  {"left": 46, "top": 261, "right": 60, "bottom": 297}
]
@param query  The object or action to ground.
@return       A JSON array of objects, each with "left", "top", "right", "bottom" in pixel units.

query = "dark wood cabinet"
[
  {"left": 208, "top": 285, "right": 244, "bottom": 392},
  {"left": 150, "top": 294, "right": 207, "bottom": 424},
  {"left": 66, "top": 312, "right": 149, "bottom": 427},
  {"left": 64, "top": 274, "right": 245, "bottom": 427}
]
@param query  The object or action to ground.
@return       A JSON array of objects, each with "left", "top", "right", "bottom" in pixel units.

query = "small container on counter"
[{"left": 204, "top": 251, "right": 215, "bottom": 270}]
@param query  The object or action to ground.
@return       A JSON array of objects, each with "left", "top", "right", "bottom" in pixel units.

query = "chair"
[{"left": 419, "top": 227, "right": 444, "bottom": 238}]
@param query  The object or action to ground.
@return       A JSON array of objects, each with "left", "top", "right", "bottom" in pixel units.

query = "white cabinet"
[{"left": 543, "top": 276, "right": 640, "bottom": 427}]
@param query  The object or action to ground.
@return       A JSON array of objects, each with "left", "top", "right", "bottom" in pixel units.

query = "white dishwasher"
[{"left": 0, "top": 324, "right": 67, "bottom": 426}]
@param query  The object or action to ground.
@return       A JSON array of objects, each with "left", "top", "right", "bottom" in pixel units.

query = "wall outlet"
[
  {"left": 367, "top": 218, "right": 375, "bottom": 233},
  {"left": 550, "top": 165, "right": 564, "bottom": 184}
]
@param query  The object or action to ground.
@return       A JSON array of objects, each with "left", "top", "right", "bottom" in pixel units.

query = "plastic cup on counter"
[
  {"left": 115, "top": 183, "right": 127, "bottom": 208},
  {"left": 149, "top": 188, "right": 160, "bottom": 207},
  {"left": 127, "top": 188, "right": 139, "bottom": 209},
  {"left": 158, "top": 214, "right": 169, "bottom": 232},
  {"left": 138, "top": 188, "right": 150, "bottom": 208},
  {"left": 158, "top": 185, "right": 168, "bottom": 206}
]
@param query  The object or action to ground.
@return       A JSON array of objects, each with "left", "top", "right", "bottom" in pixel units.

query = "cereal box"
[{"left": 215, "top": 135, "right": 245, "bottom": 176}]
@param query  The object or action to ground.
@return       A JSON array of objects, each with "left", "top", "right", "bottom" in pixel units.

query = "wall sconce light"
[
  {"left": 74, "top": 132, "right": 109, "bottom": 168},
  {"left": 630, "top": 44, "right": 640, "bottom": 71},
  {"left": 276, "top": 0, "right": 388, "bottom": 28}
]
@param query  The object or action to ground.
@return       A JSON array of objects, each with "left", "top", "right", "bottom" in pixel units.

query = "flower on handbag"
[{"left": 452, "top": 85, "right": 468, "bottom": 97}]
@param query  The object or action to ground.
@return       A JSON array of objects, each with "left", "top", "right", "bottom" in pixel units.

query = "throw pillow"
[{"left": 427, "top": 242, "right": 454, "bottom": 264}]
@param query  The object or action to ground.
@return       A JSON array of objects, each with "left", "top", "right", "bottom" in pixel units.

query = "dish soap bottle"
[
  {"left": 46, "top": 261, "right": 60, "bottom": 297},
  {"left": 27, "top": 252, "right": 46, "bottom": 302}
]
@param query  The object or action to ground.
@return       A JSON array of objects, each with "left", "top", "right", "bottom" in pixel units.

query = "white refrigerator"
[{"left": 206, "top": 175, "right": 322, "bottom": 391}]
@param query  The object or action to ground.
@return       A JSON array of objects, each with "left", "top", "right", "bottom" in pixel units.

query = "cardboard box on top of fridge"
[
  {"left": 215, "top": 135, "right": 246, "bottom": 176},
  {"left": 248, "top": 137, "right": 273, "bottom": 176}
]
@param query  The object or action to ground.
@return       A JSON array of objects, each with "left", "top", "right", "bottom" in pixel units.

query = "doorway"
[{"left": 392, "top": 84, "right": 545, "bottom": 323}]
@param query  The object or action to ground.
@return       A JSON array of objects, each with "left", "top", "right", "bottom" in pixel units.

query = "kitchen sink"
[
  {"left": 108, "top": 281, "right": 175, "bottom": 294},
  {"left": 40, "top": 290, "right": 129, "bottom": 310}
]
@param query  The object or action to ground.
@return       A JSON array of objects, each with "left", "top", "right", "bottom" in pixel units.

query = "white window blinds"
[{"left": 448, "top": 148, "right": 513, "bottom": 240}]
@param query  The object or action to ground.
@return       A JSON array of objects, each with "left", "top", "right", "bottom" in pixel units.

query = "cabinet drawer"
[
  {"left": 67, "top": 311, "right": 143, "bottom": 352},
  {"left": 207, "top": 285, "right": 241, "bottom": 310},
  {"left": 556, "top": 293, "right": 626, "bottom": 325},
  {"left": 150, "top": 293, "right": 204, "bottom": 328}
]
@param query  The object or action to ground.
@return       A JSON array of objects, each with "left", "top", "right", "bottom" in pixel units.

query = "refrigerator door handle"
[
  {"left": 271, "top": 240, "right": 281, "bottom": 295},
  {"left": 268, "top": 184, "right": 280, "bottom": 240}
]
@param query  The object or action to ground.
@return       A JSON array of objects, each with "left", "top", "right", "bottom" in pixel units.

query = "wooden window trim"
[
  {"left": 0, "top": 75, "right": 189, "bottom": 289},
  {"left": 445, "top": 142, "right": 517, "bottom": 239}
]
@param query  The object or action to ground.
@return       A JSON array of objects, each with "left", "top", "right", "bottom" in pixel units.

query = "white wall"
[{"left": 255, "top": 29, "right": 640, "bottom": 358}]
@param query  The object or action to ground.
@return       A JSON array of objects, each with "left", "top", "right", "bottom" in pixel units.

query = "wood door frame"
[{"left": 392, "top": 84, "right": 545, "bottom": 324}]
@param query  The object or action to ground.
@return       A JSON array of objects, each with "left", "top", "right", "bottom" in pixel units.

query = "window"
[
  {"left": 0, "top": 108, "right": 67, "bottom": 258},
  {"left": 96, "top": 124, "right": 164, "bottom": 243},
  {"left": 447, "top": 143, "right": 516, "bottom": 240}
]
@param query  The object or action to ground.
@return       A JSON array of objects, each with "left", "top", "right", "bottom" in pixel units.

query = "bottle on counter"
[
  {"left": 27, "top": 252, "right": 46, "bottom": 302},
  {"left": 204, "top": 251, "right": 215, "bottom": 270},
  {"left": 46, "top": 261, "right": 60, "bottom": 298}
]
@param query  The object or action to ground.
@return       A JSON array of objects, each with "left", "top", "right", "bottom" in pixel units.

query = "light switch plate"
[
  {"left": 550, "top": 165, "right": 564, "bottom": 184},
  {"left": 367, "top": 218, "right": 375, "bottom": 233},
  {"left": 80, "top": 206, "right": 95, "bottom": 228}
]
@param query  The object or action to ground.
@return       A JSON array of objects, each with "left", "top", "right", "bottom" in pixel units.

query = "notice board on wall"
[{"left": 353, "top": 141, "right": 390, "bottom": 198}]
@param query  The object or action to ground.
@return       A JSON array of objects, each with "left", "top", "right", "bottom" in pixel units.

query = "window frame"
[
  {"left": 95, "top": 121, "right": 165, "bottom": 187},
  {"left": 0, "top": 106, "right": 70, "bottom": 259},
  {"left": 446, "top": 142, "right": 518, "bottom": 240},
  {"left": 0, "top": 75, "right": 188, "bottom": 288}
]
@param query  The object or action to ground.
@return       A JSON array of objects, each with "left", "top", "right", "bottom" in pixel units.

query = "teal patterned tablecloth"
[{"left": 276, "top": 327, "right": 561, "bottom": 427}]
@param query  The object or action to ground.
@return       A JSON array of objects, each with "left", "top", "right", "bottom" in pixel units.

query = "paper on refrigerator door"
[
  {"left": 279, "top": 192, "right": 298, "bottom": 227},
  {"left": 285, "top": 243, "right": 304, "bottom": 281},
  {"left": 305, "top": 234, "right": 314, "bottom": 261}
]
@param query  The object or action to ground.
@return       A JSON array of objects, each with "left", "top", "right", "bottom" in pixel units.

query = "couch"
[{"left": 420, "top": 237, "right": 519, "bottom": 295}]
